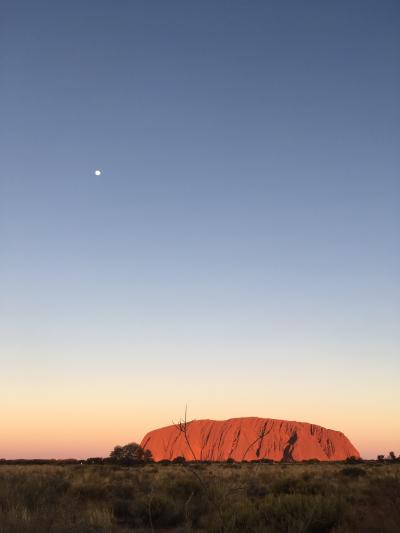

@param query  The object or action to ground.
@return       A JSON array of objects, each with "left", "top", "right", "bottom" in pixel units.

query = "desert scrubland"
[{"left": 0, "top": 461, "right": 399, "bottom": 532}]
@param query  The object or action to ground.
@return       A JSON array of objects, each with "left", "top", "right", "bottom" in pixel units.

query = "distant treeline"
[
  {"left": 1, "top": 443, "right": 399, "bottom": 466},
  {"left": 1, "top": 457, "right": 399, "bottom": 466}
]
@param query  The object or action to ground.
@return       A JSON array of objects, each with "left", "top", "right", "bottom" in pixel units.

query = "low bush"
[
  {"left": 0, "top": 462, "right": 399, "bottom": 531},
  {"left": 340, "top": 466, "right": 367, "bottom": 478}
]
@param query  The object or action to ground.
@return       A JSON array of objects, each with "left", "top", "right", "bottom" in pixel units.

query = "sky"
[{"left": 1, "top": 1, "right": 399, "bottom": 459}]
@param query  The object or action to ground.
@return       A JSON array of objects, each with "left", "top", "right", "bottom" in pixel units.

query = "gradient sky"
[{"left": 1, "top": 1, "right": 399, "bottom": 459}]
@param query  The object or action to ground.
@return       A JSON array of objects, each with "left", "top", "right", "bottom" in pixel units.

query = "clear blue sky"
[{"left": 1, "top": 1, "right": 399, "bottom": 458}]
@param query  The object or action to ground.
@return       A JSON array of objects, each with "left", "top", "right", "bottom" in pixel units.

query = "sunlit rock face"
[{"left": 141, "top": 417, "right": 360, "bottom": 462}]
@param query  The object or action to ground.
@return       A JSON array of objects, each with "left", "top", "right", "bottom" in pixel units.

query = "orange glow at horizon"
[{"left": 2, "top": 383, "right": 398, "bottom": 460}]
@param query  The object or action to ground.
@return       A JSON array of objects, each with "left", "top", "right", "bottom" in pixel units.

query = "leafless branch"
[
  {"left": 173, "top": 404, "right": 198, "bottom": 462},
  {"left": 242, "top": 426, "right": 269, "bottom": 461},
  {"left": 173, "top": 406, "right": 225, "bottom": 532}
]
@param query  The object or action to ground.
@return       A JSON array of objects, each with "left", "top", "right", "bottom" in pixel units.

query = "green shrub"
[
  {"left": 172, "top": 456, "right": 186, "bottom": 464},
  {"left": 260, "top": 493, "right": 343, "bottom": 532},
  {"left": 340, "top": 466, "right": 367, "bottom": 478}
]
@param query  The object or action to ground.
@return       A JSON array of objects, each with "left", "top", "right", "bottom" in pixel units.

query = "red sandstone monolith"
[{"left": 140, "top": 417, "right": 360, "bottom": 462}]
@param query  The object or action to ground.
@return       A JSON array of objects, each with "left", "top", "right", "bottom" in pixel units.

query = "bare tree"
[
  {"left": 242, "top": 425, "right": 270, "bottom": 461},
  {"left": 173, "top": 405, "right": 198, "bottom": 462},
  {"left": 173, "top": 406, "right": 225, "bottom": 532}
]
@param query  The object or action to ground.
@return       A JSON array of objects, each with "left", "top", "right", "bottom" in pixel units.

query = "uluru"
[{"left": 141, "top": 417, "right": 360, "bottom": 462}]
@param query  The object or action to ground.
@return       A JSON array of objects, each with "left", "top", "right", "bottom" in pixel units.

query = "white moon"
[{"left": 95, "top": 169, "right": 101, "bottom": 176}]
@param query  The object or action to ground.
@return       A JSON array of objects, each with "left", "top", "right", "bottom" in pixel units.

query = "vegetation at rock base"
[
  {"left": 0, "top": 462, "right": 399, "bottom": 532},
  {"left": 109, "top": 443, "right": 153, "bottom": 465}
]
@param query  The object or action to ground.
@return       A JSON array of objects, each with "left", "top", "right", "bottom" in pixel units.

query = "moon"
[{"left": 94, "top": 169, "right": 102, "bottom": 176}]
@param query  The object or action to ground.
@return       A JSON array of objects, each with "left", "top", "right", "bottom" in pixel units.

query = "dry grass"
[{"left": 0, "top": 462, "right": 399, "bottom": 532}]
